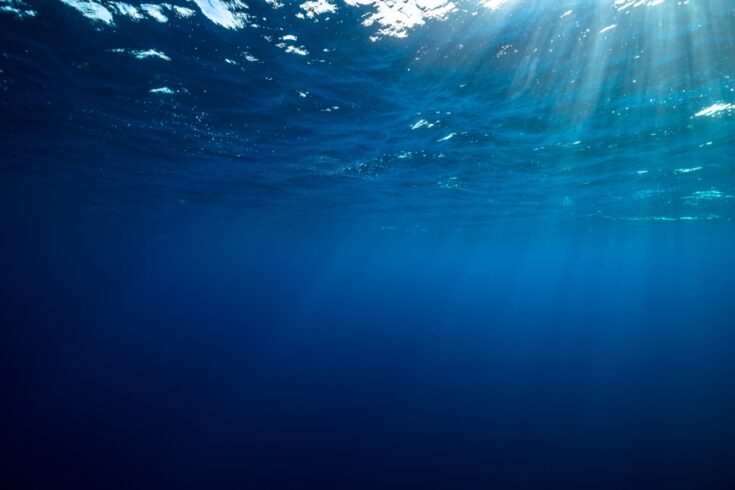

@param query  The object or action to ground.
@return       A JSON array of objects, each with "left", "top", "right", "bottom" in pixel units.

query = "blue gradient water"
[{"left": 2, "top": 1, "right": 735, "bottom": 488}]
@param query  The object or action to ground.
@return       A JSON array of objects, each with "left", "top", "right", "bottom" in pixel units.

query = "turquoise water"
[{"left": 2, "top": 0, "right": 734, "bottom": 230}]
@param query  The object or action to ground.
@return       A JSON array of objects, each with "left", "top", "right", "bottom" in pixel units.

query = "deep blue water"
[{"left": 2, "top": 1, "right": 735, "bottom": 488}]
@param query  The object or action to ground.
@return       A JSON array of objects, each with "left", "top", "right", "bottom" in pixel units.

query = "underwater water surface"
[{"left": 2, "top": 1, "right": 735, "bottom": 488}]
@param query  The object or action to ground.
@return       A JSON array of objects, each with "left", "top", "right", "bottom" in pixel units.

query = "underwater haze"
[{"left": 2, "top": 0, "right": 735, "bottom": 488}]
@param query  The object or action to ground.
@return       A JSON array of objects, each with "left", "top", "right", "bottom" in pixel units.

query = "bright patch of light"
[
  {"left": 188, "top": 0, "right": 245, "bottom": 29},
  {"left": 344, "top": 0, "right": 457, "bottom": 39},
  {"left": 149, "top": 86, "right": 175, "bottom": 94},
  {"left": 141, "top": 3, "right": 167, "bottom": 22},
  {"left": 60, "top": 0, "right": 113, "bottom": 24},
  {"left": 300, "top": 0, "right": 337, "bottom": 18},
  {"left": 694, "top": 103, "right": 735, "bottom": 118}
]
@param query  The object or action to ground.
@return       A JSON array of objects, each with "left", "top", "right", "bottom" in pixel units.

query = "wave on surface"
[{"left": 1, "top": 0, "right": 734, "bottom": 231}]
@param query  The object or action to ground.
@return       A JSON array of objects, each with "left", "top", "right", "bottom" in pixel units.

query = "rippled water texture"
[{"left": 1, "top": 0, "right": 733, "bottom": 231}]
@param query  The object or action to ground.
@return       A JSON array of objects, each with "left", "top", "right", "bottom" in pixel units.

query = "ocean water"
[{"left": 2, "top": 1, "right": 735, "bottom": 488}]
